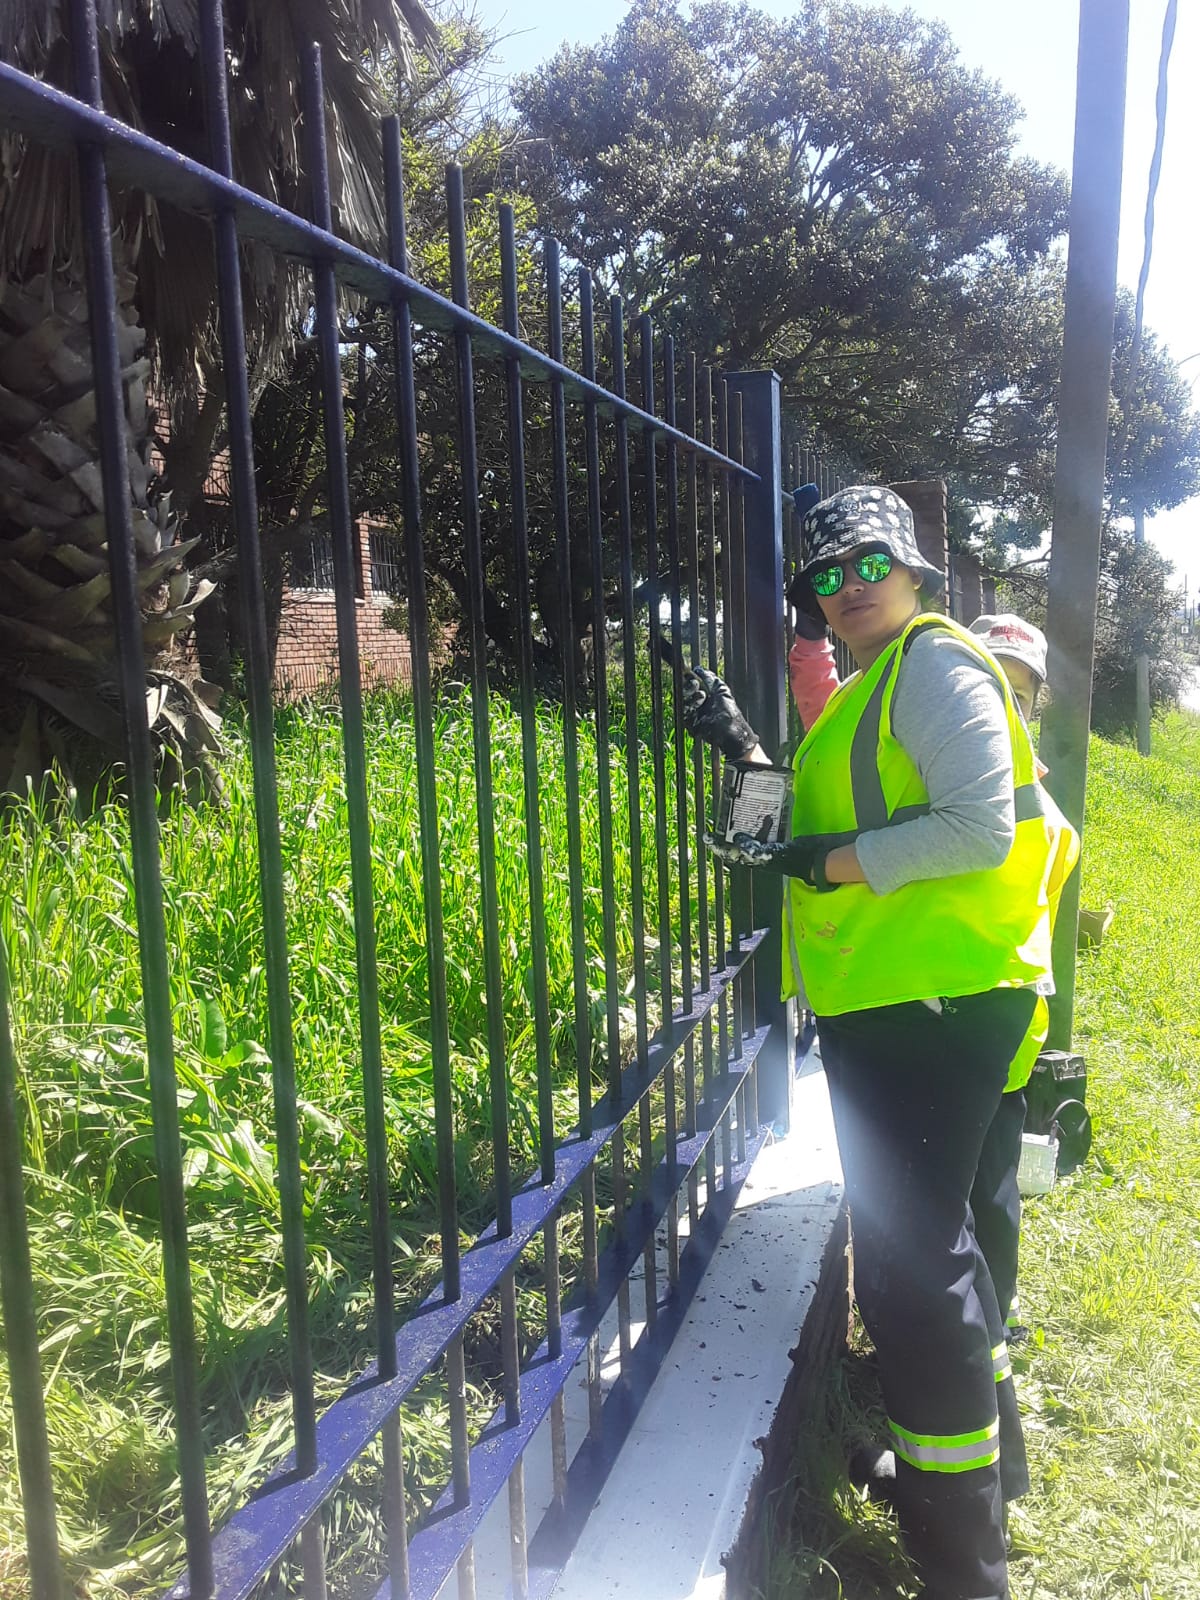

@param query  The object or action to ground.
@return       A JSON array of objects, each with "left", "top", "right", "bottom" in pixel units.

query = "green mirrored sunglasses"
[{"left": 809, "top": 549, "right": 894, "bottom": 597}]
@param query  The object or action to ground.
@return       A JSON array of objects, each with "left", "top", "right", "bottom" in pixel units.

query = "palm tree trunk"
[{"left": 0, "top": 265, "right": 220, "bottom": 798}]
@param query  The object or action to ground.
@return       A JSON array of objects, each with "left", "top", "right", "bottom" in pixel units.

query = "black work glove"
[
  {"left": 791, "top": 482, "right": 821, "bottom": 520},
  {"left": 705, "top": 830, "right": 845, "bottom": 891},
  {"left": 792, "top": 608, "right": 829, "bottom": 643},
  {"left": 681, "top": 666, "right": 761, "bottom": 761},
  {"left": 786, "top": 484, "right": 827, "bottom": 639}
]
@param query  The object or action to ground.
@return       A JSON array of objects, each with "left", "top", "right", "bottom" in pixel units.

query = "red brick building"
[{"left": 273, "top": 516, "right": 422, "bottom": 699}]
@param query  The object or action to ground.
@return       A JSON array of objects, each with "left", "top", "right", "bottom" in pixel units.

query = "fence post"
[{"left": 724, "top": 369, "right": 794, "bottom": 1133}]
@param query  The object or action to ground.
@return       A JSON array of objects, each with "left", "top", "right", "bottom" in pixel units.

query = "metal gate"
[{"left": 0, "top": 6, "right": 799, "bottom": 1596}]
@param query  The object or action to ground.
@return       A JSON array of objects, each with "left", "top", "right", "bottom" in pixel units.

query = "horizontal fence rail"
[
  {"left": 0, "top": 5, "right": 794, "bottom": 1597},
  {"left": 0, "top": 61, "right": 761, "bottom": 479}
]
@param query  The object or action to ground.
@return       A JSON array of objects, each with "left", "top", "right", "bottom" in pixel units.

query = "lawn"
[{"left": 764, "top": 709, "right": 1200, "bottom": 1600}]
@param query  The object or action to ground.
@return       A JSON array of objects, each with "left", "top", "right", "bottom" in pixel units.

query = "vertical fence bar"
[
  {"left": 611, "top": 297, "right": 648, "bottom": 1069},
  {"left": 500, "top": 1270, "right": 528, "bottom": 1598},
  {"left": 66, "top": 3, "right": 213, "bottom": 1588},
  {"left": 639, "top": 316, "right": 673, "bottom": 1035},
  {"left": 383, "top": 121, "right": 460, "bottom": 1312},
  {"left": 446, "top": 162, "right": 512, "bottom": 1239},
  {"left": 664, "top": 338, "right": 692, "bottom": 1012},
  {"left": 580, "top": 273, "right": 622, "bottom": 1099},
  {"left": 613, "top": 1112, "right": 633, "bottom": 1367},
  {"left": 445, "top": 163, "right": 504, "bottom": 1586},
  {"left": 636, "top": 316, "right": 667, "bottom": 1331},
  {"left": 384, "top": 114, "right": 453, "bottom": 1596},
  {"left": 683, "top": 354, "right": 706, "bottom": 1230},
  {"left": 731, "top": 393, "right": 756, "bottom": 1087},
  {"left": 686, "top": 355, "right": 711, "bottom": 996},
  {"left": 609, "top": 296, "right": 639, "bottom": 1374},
  {"left": 725, "top": 370, "right": 791, "bottom": 1130},
  {"left": 306, "top": 46, "right": 417, "bottom": 1593},
  {"left": 663, "top": 336, "right": 689, "bottom": 1287},
  {"left": 545, "top": 1215, "right": 569, "bottom": 1510},
  {"left": 579, "top": 271, "right": 613, "bottom": 1423},
  {"left": 717, "top": 381, "right": 742, "bottom": 1113},
  {"left": 208, "top": 11, "right": 410, "bottom": 1583},
  {"left": 0, "top": 938, "right": 62, "bottom": 1600},
  {"left": 545, "top": 249, "right": 591, "bottom": 1446},
  {"left": 546, "top": 239, "right": 591, "bottom": 1142},
  {"left": 727, "top": 393, "right": 750, "bottom": 1187},
  {"left": 499, "top": 205, "right": 557, "bottom": 1166},
  {"left": 700, "top": 366, "right": 720, "bottom": 1207},
  {"left": 448, "top": 1334, "right": 476, "bottom": 1600},
  {"left": 582, "top": 1166, "right": 604, "bottom": 1434}
]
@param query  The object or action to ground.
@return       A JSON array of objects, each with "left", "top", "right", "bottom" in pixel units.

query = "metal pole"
[
  {"left": 723, "top": 369, "right": 794, "bottom": 1130},
  {"left": 1039, "top": 0, "right": 1130, "bottom": 1049}
]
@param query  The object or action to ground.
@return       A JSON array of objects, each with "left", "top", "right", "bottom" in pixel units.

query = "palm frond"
[{"left": 1, "top": 0, "right": 440, "bottom": 385}]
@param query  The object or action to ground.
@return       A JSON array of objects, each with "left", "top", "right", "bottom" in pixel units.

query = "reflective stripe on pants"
[
  {"left": 818, "top": 987, "right": 1036, "bottom": 1599},
  {"left": 890, "top": 1415, "right": 1001, "bottom": 1474}
]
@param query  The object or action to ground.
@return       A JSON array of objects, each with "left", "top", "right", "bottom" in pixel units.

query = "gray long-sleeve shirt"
[{"left": 853, "top": 629, "right": 1016, "bottom": 896}]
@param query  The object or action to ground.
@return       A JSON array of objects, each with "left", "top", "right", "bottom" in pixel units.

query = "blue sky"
[{"left": 477, "top": 0, "right": 1200, "bottom": 596}]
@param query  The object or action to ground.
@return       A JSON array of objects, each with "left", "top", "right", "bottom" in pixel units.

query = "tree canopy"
[{"left": 511, "top": 0, "right": 1200, "bottom": 534}]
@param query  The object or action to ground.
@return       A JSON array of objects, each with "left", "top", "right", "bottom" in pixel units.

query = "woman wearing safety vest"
[
  {"left": 787, "top": 595, "right": 1082, "bottom": 1347},
  {"left": 683, "top": 485, "right": 1057, "bottom": 1600}
]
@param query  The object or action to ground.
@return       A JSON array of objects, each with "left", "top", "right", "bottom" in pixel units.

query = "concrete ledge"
[
  {"left": 545, "top": 1064, "right": 846, "bottom": 1600},
  {"left": 722, "top": 1191, "right": 850, "bottom": 1597}
]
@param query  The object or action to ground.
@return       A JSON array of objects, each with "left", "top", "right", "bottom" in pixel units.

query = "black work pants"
[
  {"left": 818, "top": 986, "right": 1036, "bottom": 1600},
  {"left": 971, "top": 1088, "right": 1027, "bottom": 1330}
]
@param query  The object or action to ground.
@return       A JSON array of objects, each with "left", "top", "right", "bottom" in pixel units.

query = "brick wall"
[
  {"left": 949, "top": 549, "right": 986, "bottom": 625},
  {"left": 273, "top": 515, "right": 419, "bottom": 700},
  {"left": 886, "top": 481, "right": 994, "bottom": 627},
  {"left": 890, "top": 478, "right": 949, "bottom": 595}
]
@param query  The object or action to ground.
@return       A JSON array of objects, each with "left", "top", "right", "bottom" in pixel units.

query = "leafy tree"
[
  {"left": 1001, "top": 528, "right": 1187, "bottom": 739},
  {"left": 513, "top": 3, "right": 1063, "bottom": 464},
  {"left": 193, "top": 18, "right": 574, "bottom": 690},
  {"left": 511, "top": 0, "right": 1199, "bottom": 540},
  {"left": 197, "top": 15, "right": 649, "bottom": 696},
  {"left": 0, "top": 0, "right": 436, "bottom": 794},
  {"left": 1089, "top": 535, "right": 1188, "bottom": 737}
]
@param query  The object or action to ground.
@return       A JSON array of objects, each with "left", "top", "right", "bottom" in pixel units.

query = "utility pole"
[{"left": 1039, "top": 0, "right": 1130, "bottom": 1050}]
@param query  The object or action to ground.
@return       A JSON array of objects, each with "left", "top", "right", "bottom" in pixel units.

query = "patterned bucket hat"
[{"left": 798, "top": 485, "right": 944, "bottom": 593}]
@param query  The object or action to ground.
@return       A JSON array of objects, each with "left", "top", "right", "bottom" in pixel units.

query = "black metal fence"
[{"left": 0, "top": 7, "right": 799, "bottom": 1598}]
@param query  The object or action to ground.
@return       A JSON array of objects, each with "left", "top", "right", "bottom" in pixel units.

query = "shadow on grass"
[{"left": 758, "top": 1334, "right": 919, "bottom": 1600}]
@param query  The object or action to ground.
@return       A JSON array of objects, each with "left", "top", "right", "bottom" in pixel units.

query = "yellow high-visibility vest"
[
  {"left": 782, "top": 613, "right": 1053, "bottom": 1017},
  {"left": 1004, "top": 790, "right": 1080, "bottom": 1091}
]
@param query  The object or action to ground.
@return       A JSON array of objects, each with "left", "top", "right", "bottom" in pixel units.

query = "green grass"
[
  {"left": 0, "top": 681, "right": 695, "bottom": 1596},
  {"left": 764, "top": 708, "right": 1200, "bottom": 1600}
]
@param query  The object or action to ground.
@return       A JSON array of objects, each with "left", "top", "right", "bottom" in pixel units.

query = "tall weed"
[{"left": 1, "top": 686, "right": 697, "bottom": 1595}]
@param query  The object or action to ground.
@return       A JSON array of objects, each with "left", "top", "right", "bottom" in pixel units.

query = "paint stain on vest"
[{"left": 815, "top": 922, "right": 838, "bottom": 939}]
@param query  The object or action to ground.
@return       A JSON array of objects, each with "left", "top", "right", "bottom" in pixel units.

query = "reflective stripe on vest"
[
  {"left": 1005, "top": 793, "right": 1081, "bottom": 1091},
  {"left": 1005, "top": 993, "right": 1049, "bottom": 1093},
  {"left": 781, "top": 613, "right": 1054, "bottom": 1016},
  {"left": 993, "top": 1340, "right": 1012, "bottom": 1385},
  {"left": 888, "top": 1415, "right": 1001, "bottom": 1474},
  {"left": 845, "top": 633, "right": 1049, "bottom": 831}
]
